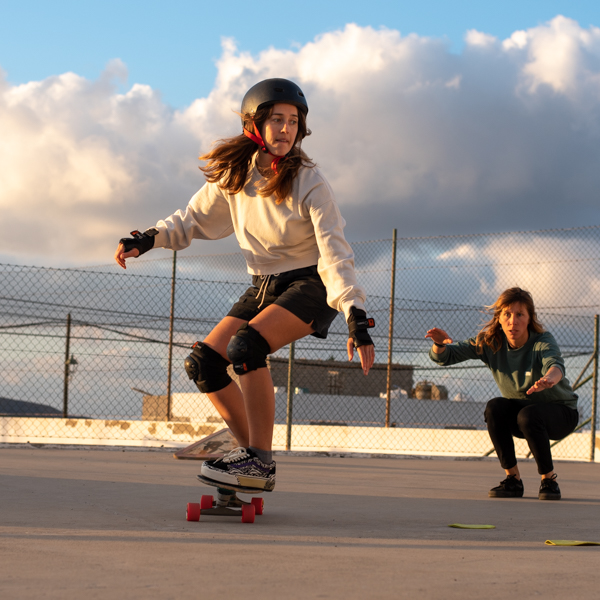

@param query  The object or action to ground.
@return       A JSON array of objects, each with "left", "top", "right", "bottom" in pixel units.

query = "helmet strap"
[{"left": 243, "top": 121, "right": 284, "bottom": 174}]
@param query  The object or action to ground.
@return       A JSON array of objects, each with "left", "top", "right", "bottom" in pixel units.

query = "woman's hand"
[
  {"left": 114, "top": 243, "right": 139, "bottom": 269},
  {"left": 526, "top": 366, "right": 563, "bottom": 395},
  {"left": 425, "top": 328, "right": 453, "bottom": 346},
  {"left": 347, "top": 338, "right": 374, "bottom": 376}
]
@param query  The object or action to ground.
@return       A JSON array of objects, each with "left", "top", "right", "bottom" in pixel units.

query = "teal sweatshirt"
[{"left": 428, "top": 330, "right": 578, "bottom": 409}]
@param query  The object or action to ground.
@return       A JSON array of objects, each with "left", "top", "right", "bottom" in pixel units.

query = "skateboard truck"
[{"left": 186, "top": 475, "right": 266, "bottom": 524}]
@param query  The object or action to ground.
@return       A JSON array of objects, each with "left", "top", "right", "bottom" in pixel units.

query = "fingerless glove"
[
  {"left": 119, "top": 228, "right": 158, "bottom": 256},
  {"left": 347, "top": 307, "right": 375, "bottom": 348}
]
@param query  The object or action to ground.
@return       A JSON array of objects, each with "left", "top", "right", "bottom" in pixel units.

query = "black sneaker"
[
  {"left": 539, "top": 474, "right": 561, "bottom": 500},
  {"left": 201, "top": 447, "right": 276, "bottom": 491},
  {"left": 489, "top": 475, "right": 524, "bottom": 498}
]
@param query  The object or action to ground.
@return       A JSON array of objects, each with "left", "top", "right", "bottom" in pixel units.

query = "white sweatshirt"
[{"left": 153, "top": 155, "right": 366, "bottom": 320}]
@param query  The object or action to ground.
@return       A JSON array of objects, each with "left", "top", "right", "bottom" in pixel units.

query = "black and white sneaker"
[
  {"left": 201, "top": 447, "right": 276, "bottom": 491},
  {"left": 488, "top": 474, "right": 524, "bottom": 498},
  {"left": 539, "top": 474, "right": 561, "bottom": 500}
]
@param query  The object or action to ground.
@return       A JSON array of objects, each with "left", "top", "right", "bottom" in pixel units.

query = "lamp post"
[
  {"left": 67, "top": 354, "right": 79, "bottom": 381},
  {"left": 62, "top": 353, "right": 78, "bottom": 418},
  {"left": 62, "top": 313, "right": 79, "bottom": 418}
]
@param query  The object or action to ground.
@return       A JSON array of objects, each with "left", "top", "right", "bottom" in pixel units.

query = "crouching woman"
[{"left": 426, "top": 287, "right": 579, "bottom": 500}]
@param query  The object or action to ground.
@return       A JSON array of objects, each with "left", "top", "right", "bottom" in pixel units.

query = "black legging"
[{"left": 484, "top": 398, "right": 579, "bottom": 475}]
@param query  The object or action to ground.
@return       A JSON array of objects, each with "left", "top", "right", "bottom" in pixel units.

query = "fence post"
[
  {"left": 166, "top": 250, "right": 177, "bottom": 421},
  {"left": 590, "top": 314, "right": 599, "bottom": 462},
  {"left": 385, "top": 229, "right": 397, "bottom": 427},
  {"left": 62, "top": 312, "right": 72, "bottom": 418},
  {"left": 286, "top": 342, "right": 295, "bottom": 450}
]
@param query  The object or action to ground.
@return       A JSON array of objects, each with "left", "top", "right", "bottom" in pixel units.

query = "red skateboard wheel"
[
  {"left": 186, "top": 502, "right": 200, "bottom": 521},
  {"left": 200, "top": 495, "right": 214, "bottom": 510},
  {"left": 241, "top": 504, "right": 256, "bottom": 523},
  {"left": 251, "top": 497, "right": 264, "bottom": 515}
]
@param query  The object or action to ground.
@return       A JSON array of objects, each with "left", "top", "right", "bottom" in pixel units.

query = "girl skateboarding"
[{"left": 115, "top": 78, "right": 375, "bottom": 492}]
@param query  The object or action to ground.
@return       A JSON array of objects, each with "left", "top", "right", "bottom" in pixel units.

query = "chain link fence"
[{"left": 1, "top": 226, "right": 598, "bottom": 459}]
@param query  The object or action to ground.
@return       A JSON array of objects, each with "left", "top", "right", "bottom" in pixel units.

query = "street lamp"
[
  {"left": 62, "top": 310, "right": 79, "bottom": 419},
  {"left": 66, "top": 354, "right": 79, "bottom": 383}
]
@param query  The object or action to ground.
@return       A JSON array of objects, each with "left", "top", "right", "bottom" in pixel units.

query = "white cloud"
[
  {"left": 1, "top": 17, "right": 600, "bottom": 265},
  {"left": 465, "top": 30, "right": 497, "bottom": 48},
  {"left": 516, "top": 16, "right": 600, "bottom": 96},
  {"left": 478, "top": 235, "right": 600, "bottom": 310},
  {"left": 0, "top": 60, "right": 205, "bottom": 263},
  {"left": 438, "top": 244, "right": 478, "bottom": 260},
  {"left": 503, "top": 30, "right": 529, "bottom": 51},
  {"left": 429, "top": 232, "right": 600, "bottom": 312}
]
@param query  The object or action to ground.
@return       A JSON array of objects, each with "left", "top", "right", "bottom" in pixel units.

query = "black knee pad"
[
  {"left": 184, "top": 342, "right": 232, "bottom": 393},
  {"left": 226, "top": 324, "right": 271, "bottom": 375}
]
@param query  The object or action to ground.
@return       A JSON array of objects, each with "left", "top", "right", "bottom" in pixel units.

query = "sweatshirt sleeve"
[
  {"left": 152, "top": 182, "right": 234, "bottom": 251},
  {"left": 429, "top": 338, "right": 484, "bottom": 366},
  {"left": 536, "top": 332, "right": 566, "bottom": 377},
  {"left": 306, "top": 178, "right": 366, "bottom": 321}
]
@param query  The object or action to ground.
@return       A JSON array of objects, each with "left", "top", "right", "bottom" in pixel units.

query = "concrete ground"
[{"left": 1, "top": 447, "right": 599, "bottom": 600}]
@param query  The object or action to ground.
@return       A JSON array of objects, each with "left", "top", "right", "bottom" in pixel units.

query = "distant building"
[
  {"left": 266, "top": 357, "right": 413, "bottom": 398},
  {"left": 412, "top": 380, "right": 449, "bottom": 400},
  {"left": 141, "top": 358, "right": 414, "bottom": 421}
]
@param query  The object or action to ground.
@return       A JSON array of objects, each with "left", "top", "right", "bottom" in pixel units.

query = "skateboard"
[
  {"left": 186, "top": 475, "right": 265, "bottom": 523},
  {"left": 174, "top": 428, "right": 239, "bottom": 460}
]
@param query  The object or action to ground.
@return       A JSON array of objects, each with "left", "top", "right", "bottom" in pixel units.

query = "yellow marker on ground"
[
  {"left": 448, "top": 524, "right": 496, "bottom": 529},
  {"left": 545, "top": 540, "right": 600, "bottom": 546}
]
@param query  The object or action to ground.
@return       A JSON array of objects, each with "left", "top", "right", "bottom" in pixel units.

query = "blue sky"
[{"left": 1, "top": 0, "right": 598, "bottom": 108}]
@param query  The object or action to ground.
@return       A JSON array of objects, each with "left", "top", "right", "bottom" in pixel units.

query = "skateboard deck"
[
  {"left": 197, "top": 473, "right": 266, "bottom": 494},
  {"left": 173, "top": 428, "right": 239, "bottom": 460},
  {"left": 186, "top": 475, "right": 265, "bottom": 523}
]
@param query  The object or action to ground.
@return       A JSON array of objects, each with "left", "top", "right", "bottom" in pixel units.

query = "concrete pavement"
[{"left": 1, "top": 446, "right": 599, "bottom": 599}]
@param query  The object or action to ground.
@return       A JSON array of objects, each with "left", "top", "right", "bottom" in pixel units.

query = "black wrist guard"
[
  {"left": 347, "top": 307, "right": 375, "bottom": 348},
  {"left": 119, "top": 228, "right": 158, "bottom": 256}
]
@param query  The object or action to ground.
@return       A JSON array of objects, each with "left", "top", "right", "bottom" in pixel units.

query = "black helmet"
[{"left": 241, "top": 78, "right": 308, "bottom": 117}]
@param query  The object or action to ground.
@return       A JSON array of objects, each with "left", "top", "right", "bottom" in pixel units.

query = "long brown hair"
[
  {"left": 199, "top": 105, "right": 314, "bottom": 204},
  {"left": 474, "top": 287, "right": 545, "bottom": 353}
]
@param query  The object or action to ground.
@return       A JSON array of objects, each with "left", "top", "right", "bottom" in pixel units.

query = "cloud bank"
[{"left": 1, "top": 16, "right": 600, "bottom": 265}]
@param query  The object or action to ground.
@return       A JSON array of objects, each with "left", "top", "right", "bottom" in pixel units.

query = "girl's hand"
[
  {"left": 347, "top": 338, "right": 374, "bottom": 375},
  {"left": 425, "top": 328, "right": 453, "bottom": 346},
  {"left": 114, "top": 243, "right": 139, "bottom": 269}
]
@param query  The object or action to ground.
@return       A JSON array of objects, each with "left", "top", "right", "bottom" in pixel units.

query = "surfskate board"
[{"left": 173, "top": 428, "right": 239, "bottom": 460}]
